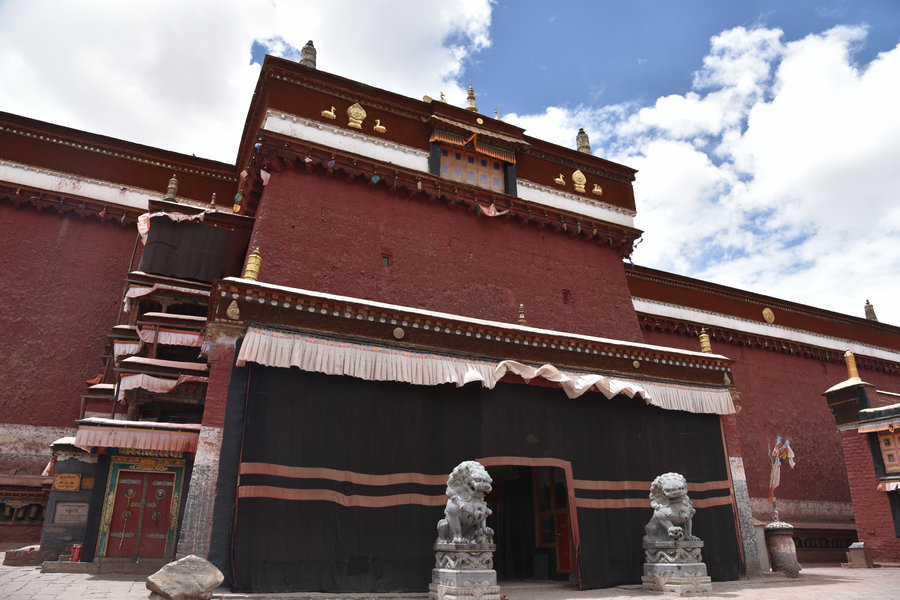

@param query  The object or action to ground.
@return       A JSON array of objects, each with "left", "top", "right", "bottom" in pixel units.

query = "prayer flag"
[{"left": 768, "top": 436, "right": 795, "bottom": 502}]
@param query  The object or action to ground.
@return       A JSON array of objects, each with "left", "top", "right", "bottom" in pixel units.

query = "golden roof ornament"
[
  {"left": 699, "top": 328, "right": 712, "bottom": 353},
  {"left": 209, "top": 192, "right": 216, "bottom": 208},
  {"left": 299, "top": 40, "right": 317, "bottom": 69},
  {"left": 576, "top": 127, "right": 591, "bottom": 153},
  {"left": 166, "top": 174, "right": 178, "bottom": 200},
  {"left": 572, "top": 170, "right": 587, "bottom": 193},
  {"left": 226, "top": 300, "right": 241, "bottom": 320},
  {"left": 347, "top": 103, "right": 367, "bottom": 129},
  {"left": 243, "top": 247, "right": 261, "bottom": 281},
  {"left": 844, "top": 349, "right": 860, "bottom": 380},
  {"left": 465, "top": 86, "right": 478, "bottom": 112},
  {"left": 517, "top": 303, "right": 527, "bottom": 325},
  {"left": 865, "top": 299, "right": 878, "bottom": 321}
]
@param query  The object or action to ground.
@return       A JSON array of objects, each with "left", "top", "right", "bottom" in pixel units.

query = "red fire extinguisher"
[{"left": 70, "top": 543, "right": 83, "bottom": 562}]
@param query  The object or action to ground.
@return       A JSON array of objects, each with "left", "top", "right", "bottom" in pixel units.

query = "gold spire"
[
  {"left": 243, "top": 247, "right": 261, "bottom": 281},
  {"left": 844, "top": 349, "right": 860, "bottom": 380},
  {"left": 465, "top": 86, "right": 478, "bottom": 112},
  {"left": 166, "top": 174, "right": 178, "bottom": 200},
  {"left": 517, "top": 303, "right": 526, "bottom": 325},
  {"left": 699, "top": 328, "right": 712, "bottom": 353}
]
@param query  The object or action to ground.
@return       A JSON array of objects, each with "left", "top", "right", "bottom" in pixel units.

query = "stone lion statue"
[
  {"left": 436, "top": 460, "right": 494, "bottom": 545},
  {"left": 643, "top": 472, "right": 699, "bottom": 543}
]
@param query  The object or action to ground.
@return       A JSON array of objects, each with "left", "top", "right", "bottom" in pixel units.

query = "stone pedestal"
[
  {"left": 845, "top": 541, "right": 874, "bottom": 568},
  {"left": 428, "top": 543, "right": 500, "bottom": 600},
  {"left": 641, "top": 540, "right": 712, "bottom": 595},
  {"left": 764, "top": 521, "right": 800, "bottom": 577}
]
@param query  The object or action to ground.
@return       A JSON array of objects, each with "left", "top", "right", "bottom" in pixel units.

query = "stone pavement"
[{"left": 1, "top": 558, "right": 899, "bottom": 600}]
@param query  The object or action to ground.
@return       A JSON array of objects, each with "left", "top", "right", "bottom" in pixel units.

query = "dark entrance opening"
[{"left": 486, "top": 465, "right": 573, "bottom": 582}]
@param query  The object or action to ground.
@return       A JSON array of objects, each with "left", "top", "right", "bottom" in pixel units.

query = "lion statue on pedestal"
[
  {"left": 643, "top": 472, "right": 699, "bottom": 543},
  {"left": 436, "top": 460, "right": 494, "bottom": 545}
]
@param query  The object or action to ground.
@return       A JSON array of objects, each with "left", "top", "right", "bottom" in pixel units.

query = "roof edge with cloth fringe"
[
  {"left": 236, "top": 326, "right": 735, "bottom": 415},
  {"left": 74, "top": 418, "right": 201, "bottom": 453}
]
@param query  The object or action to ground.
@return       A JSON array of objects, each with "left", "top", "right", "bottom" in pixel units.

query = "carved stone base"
[
  {"left": 430, "top": 543, "right": 499, "bottom": 600},
  {"left": 641, "top": 573, "right": 712, "bottom": 596},
  {"left": 429, "top": 582, "right": 501, "bottom": 600},
  {"left": 642, "top": 540, "right": 711, "bottom": 595}
]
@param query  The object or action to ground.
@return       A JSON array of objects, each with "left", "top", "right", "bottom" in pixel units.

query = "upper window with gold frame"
[
  {"left": 429, "top": 129, "right": 517, "bottom": 196},
  {"left": 879, "top": 430, "right": 900, "bottom": 473}
]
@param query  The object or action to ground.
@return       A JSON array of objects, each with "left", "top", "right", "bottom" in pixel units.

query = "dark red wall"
[
  {"left": 247, "top": 171, "right": 642, "bottom": 341},
  {"left": 641, "top": 328, "right": 856, "bottom": 508},
  {"left": 0, "top": 203, "right": 138, "bottom": 427},
  {"left": 840, "top": 430, "right": 900, "bottom": 563}
]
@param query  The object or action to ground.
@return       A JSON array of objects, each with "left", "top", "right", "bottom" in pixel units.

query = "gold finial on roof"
[
  {"left": 865, "top": 299, "right": 878, "bottom": 322},
  {"left": 465, "top": 86, "right": 478, "bottom": 112},
  {"left": 166, "top": 174, "right": 178, "bottom": 200},
  {"left": 517, "top": 303, "right": 527, "bottom": 325},
  {"left": 209, "top": 192, "right": 217, "bottom": 207},
  {"left": 844, "top": 349, "right": 860, "bottom": 380},
  {"left": 243, "top": 247, "right": 261, "bottom": 281},
  {"left": 699, "top": 328, "right": 712, "bottom": 353}
]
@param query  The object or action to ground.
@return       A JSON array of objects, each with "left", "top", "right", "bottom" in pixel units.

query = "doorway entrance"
[
  {"left": 486, "top": 465, "right": 574, "bottom": 581},
  {"left": 95, "top": 455, "right": 186, "bottom": 562},
  {"left": 105, "top": 471, "right": 175, "bottom": 559}
]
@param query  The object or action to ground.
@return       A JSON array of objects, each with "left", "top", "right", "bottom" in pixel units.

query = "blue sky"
[
  {"left": 0, "top": 0, "right": 898, "bottom": 327},
  {"left": 469, "top": 1, "right": 900, "bottom": 110}
]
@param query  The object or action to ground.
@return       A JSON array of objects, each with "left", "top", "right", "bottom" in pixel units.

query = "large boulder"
[{"left": 146, "top": 555, "right": 224, "bottom": 600}]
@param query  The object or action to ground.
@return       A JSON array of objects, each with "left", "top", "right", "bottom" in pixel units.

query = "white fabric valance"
[
  {"left": 237, "top": 326, "right": 496, "bottom": 387},
  {"left": 123, "top": 283, "right": 210, "bottom": 312},
  {"left": 118, "top": 373, "right": 208, "bottom": 400},
  {"left": 138, "top": 327, "right": 203, "bottom": 347},
  {"left": 113, "top": 341, "right": 142, "bottom": 358},
  {"left": 236, "top": 326, "right": 735, "bottom": 415}
]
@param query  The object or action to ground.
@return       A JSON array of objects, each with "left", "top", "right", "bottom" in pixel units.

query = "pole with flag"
[{"left": 768, "top": 436, "right": 796, "bottom": 521}]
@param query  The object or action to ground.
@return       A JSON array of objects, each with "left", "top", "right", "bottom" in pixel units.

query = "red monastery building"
[{"left": 1, "top": 46, "right": 898, "bottom": 590}]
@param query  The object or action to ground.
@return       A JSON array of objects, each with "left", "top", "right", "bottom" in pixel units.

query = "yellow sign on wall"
[{"left": 53, "top": 473, "right": 82, "bottom": 492}]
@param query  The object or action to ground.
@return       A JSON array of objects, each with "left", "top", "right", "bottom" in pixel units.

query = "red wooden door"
[
  {"left": 555, "top": 511, "right": 572, "bottom": 573},
  {"left": 106, "top": 471, "right": 175, "bottom": 558}
]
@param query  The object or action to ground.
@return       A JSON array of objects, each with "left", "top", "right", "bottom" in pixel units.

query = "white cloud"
[
  {"left": 506, "top": 25, "right": 900, "bottom": 325},
  {"left": 0, "top": 0, "right": 494, "bottom": 162}
]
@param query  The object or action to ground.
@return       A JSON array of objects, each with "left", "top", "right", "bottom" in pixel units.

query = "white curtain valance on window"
[
  {"left": 123, "top": 283, "right": 210, "bottom": 312},
  {"left": 236, "top": 326, "right": 735, "bottom": 415},
  {"left": 117, "top": 373, "right": 208, "bottom": 400},
  {"left": 138, "top": 327, "right": 204, "bottom": 347},
  {"left": 113, "top": 340, "right": 142, "bottom": 358}
]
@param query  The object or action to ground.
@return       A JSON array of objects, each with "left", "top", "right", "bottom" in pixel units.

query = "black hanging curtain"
[{"left": 229, "top": 366, "right": 741, "bottom": 593}]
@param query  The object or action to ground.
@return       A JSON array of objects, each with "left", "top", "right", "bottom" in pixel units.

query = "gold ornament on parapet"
[
  {"left": 592, "top": 184, "right": 603, "bottom": 196},
  {"left": 347, "top": 103, "right": 367, "bottom": 129},
  {"left": 572, "top": 170, "right": 587, "bottom": 193},
  {"left": 554, "top": 174, "right": 565, "bottom": 186},
  {"left": 762, "top": 308, "right": 775, "bottom": 324},
  {"left": 374, "top": 119, "right": 386, "bottom": 134},
  {"left": 226, "top": 300, "right": 241, "bottom": 321},
  {"left": 321, "top": 106, "right": 336, "bottom": 120}
]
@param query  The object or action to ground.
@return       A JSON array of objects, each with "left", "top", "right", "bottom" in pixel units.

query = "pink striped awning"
[
  {"left": 858, "top": 421, "right": 900, "bottom": 434},
  {"left": 74, "top": 418, "right": 201, "bottom": 453}
]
